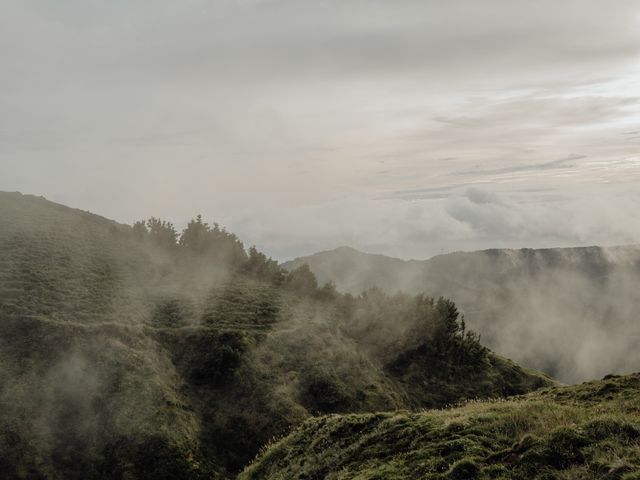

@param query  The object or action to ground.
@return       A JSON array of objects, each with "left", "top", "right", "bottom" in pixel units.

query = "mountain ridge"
[
  {"left": 283, "top": 243, "right": 640, "bottom": 382},
  {"left": 0, "top": 191, "right": 552, "bottom": 479},
  {"left": 285, "top": 243, "right": 640, "bottom": 273},
  {"left": 241, "top": 372, "right": 640, "bottom": 479}
]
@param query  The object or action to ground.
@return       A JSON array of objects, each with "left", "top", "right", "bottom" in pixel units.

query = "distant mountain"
[
  {"left": 0, "top": 192, "right": 551, "bottom": 480},
  {"left": 283, "top": 244, "right": 640, "bottom": 382},
  {"left": 242, "top": 372, "right": 640, "bottom": 479}
]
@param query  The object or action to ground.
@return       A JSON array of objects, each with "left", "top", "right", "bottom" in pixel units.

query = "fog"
[
  {"left": 3, "top": 2, "right": 640, "bottom": 477},
  {"left": 287, "top": 244, "right": 640, "bottom": 382},
  {"left": 1, "top": 0, "right": 639, "bottom": 260},
  {"left": 4, "top": 192, "right": 542, "bottom": 476}
]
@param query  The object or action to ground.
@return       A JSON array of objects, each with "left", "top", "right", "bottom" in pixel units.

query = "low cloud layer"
[
  {"left": 234, "top": 184, "right": 640, "bottom": 260},
  {"left": 1, "top": 0, "right": 639, "bottom": 260}
]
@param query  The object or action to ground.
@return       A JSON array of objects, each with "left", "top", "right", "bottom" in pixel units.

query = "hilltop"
[
  {"left": 0, "top": 192, "right": 551, "bottom": 479},
  {"left": 242, "top": 372, "right": 640, "bottom": 479},
  {"left": 283, "top": 244, "right": 640, "bottom": 382}
]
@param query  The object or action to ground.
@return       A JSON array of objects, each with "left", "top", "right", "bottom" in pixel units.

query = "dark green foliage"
[
  {"left": 0, "top": 430, "right": 47, "bottom": 480},
  {"left": 179, "top": 215, "right": 248, "bottom": 268},
  {"left": 201, "top": 281, "right": 281, "bottom": 328},
  {"left": 283, "top": 245, "right": 640, "bottom": 385},
  {"left": 300, "top": 366, "right": 351, "bottom": 413},
  {"left": 0, "top": 192, "right": 553, "bottom": 479},
  {"left": 315, "top": 280, "right": 338, "bottom": 301},
  {"left": 242, "top": 374, "right": 640, "bottom": 480},
  {"left": 0, "top": 315, "right": 211, "bottom": 480},
  {"left": 243, "top": 246, "right": 284, "bottom": 285},
  {"left": 98, "top": 436, "right": 208, "bottom": 480},
  {"left": 151, "top": 297, "right": 194, "bottom": 327},
  {"left": 543, "top": 427, "right": 589, "bottom": 468},
  {"left": 447, "top": 458, "right": 480, "bottom": 479},
  {"left": 145, "top": 217, "right": 178, "bottom": 249},
  {"left": 388, "top": 297, "right": 486, "bottom": 377},
  {"left": 158, "top": 329, "right": 247, "bottom": 388},
  {"left": 135, "top": 213, "right": 286, "bottom": 285},
  {"left": 178, "top": 214, "right": 211, "bottom": 253},
  {"left": 584, "top": 419, "right": 640, "bottom": 442},
  {"left": 132, "top": 220, "right": 148, "bottom": 239},
  {"left": 285, "top": 263, "right": 318, "bottom": 295}
]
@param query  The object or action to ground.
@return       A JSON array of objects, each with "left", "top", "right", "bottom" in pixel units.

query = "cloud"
[
  {"left": 0, "top": 0, "right": 639, "bottom": 259},
  {"left": 448, "top": 154, "right": 585, "bottom": 177},
  {"left": 228, "top": 183, "right": 640, "bottom": 261}
]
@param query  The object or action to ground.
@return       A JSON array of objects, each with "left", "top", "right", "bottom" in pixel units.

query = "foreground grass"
[{"left": 241, "top": 373, "right": 640, "bottom": 479}]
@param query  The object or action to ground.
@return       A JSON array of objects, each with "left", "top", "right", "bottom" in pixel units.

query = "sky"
[{"left": 1, "top": 0, "right": 639, "bottom": 260}]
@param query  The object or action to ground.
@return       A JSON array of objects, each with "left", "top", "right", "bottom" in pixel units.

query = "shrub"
[
  {"left": 447, "top": 458, "right": 480, "bottom": 479},
  {"left": 542, "top": 427, "right": 588, "bottom": 468},
  {"left": 584, "top": 419, "right": 640, "bottom": 442}
]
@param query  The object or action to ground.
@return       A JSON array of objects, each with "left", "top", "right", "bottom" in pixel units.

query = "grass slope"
[
  {"left": 0, "top": 192, "right": 552, "bottom": 479},
  {"left": 239, "top": 374, "right": 640, "bottom": 480},
  {"left": 242, "top": 373, "right": 640, "bottom": 480}
]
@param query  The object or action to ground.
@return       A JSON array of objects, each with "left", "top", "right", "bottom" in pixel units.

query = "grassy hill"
[
  {"left": 241, "top": 373, "right": 640, "bottom": 479},
  {"left": 283, "top": 245, "right": 640, "bottom": 382},
  {"left": 0, "top": 192, "right": 552, "bottom": 479}
]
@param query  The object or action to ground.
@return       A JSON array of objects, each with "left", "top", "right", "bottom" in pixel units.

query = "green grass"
[
  {"left": 0, "top": 192, "right": 555, "bottom": 479},
  {"left": 241, "top": 373, "right": 640, "bottom": 479}
]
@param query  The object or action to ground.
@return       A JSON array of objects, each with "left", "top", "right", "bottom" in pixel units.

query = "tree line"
[{"left": 131, "top": 215, "right": 331, "bottom": 295}]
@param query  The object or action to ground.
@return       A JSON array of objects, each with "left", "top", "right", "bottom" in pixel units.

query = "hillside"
[
  {"left": 0, "top": 192, "right": 552, "bottom": 479},
  {"left": 283, "top": 245, "right": 640, "bottom": 382},
  {"left": 241, "top": 372, "right": 640, "bottom": 479}
]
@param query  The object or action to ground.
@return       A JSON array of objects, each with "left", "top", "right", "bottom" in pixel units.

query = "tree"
[
  {"left": 146, "top": 217, "right": 178, "bottom": 249},
  {"left": 316, "top": 281, "right": 337, "bottom": 300},
  {"left": 132, "top": 220, "right": 148, "bottom": 240},
  {"left": 178, "top": 215, "right": 248, "bottom": 267},
  {"left": 434, "top": 297, "right": 462, "bottom": 342},
  {"left": 285, "top": 264, "right": 318, "bottom": 295},
  {"left": 179, "top": 214, "right": 210, "bottom": 253},
  {"left": 243, "top": 246, "right": 285, "bottom": 285}
]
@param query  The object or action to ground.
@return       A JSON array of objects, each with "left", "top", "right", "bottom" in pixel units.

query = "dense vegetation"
[
  {"left": 284, "top": 244, "right": 640, "bottom": 382},
  {"left": 242, "top": 373, "right": 640, "bottom": 479},
  {"left": 0, "top": 192, "right": 551, "bottom": 479}
]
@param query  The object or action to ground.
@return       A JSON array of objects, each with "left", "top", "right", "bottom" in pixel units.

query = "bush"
[
  {"left": 99, "top": 436, "right": 205, "bottom": 480},
  {"left": 584, "top": 419, "right": 640, "bottom": 442},
  {"left": 447, "top": 458, "right": 480, "bottom": 479},
  {"left": 300, "top": 368, "right": 351, "bottom": 413},
  {"left": 151, "top": 298, "right": 194, "bottom": 328},
  {"left": 542, "top": 427, "right": 589, "bottom": 468}
]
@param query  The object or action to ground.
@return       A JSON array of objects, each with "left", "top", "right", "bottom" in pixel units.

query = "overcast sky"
[{"left": 1, "top": 0, "right": 639, "bottom": 260}]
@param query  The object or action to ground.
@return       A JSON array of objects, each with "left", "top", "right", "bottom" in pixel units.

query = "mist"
[
  {"left": 0, "top": 192, "right": 555, "bottom": 478},
  {"left": 1, "top": 0, "right": 639, "bottom": 260},
  {"left": 2, "top": 1, "right": 640, "bottom": 477},
  {"left": 285, "top": 244, "right": 640, "bottom": 383}
]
